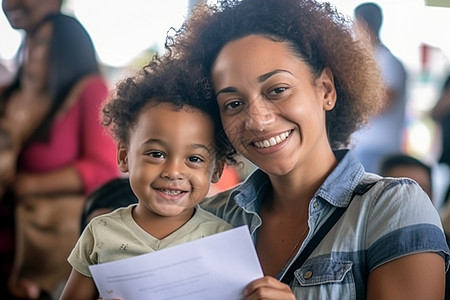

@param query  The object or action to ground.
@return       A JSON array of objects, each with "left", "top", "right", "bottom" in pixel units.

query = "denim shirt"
[{"left": 200, "top": 149, "right": 450, "bottom": 299}]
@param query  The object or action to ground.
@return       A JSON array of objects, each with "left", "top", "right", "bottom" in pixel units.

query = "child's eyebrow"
[
  {"left": 143, "top": 139, "right": 213, "bottom": 154},
  {"left": 143, "top": 138, "right": 165, "bottom": 146},
  {"left": 190, "top": 143, "right": 213, "bottom": 154}
]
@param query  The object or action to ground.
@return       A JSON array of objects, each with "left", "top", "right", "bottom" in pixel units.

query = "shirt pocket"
[{"left": 294, "top": 258, "right": 353, "bottom": 286}]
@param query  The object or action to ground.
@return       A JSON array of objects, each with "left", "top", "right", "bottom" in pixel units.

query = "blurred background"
[{"left": 1, "top": 0, "right": 450, "bottom": 202}]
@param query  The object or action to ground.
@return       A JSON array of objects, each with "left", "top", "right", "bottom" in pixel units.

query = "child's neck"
[{"left": 132, "top": 206, "right": 195, "bottom": 240}]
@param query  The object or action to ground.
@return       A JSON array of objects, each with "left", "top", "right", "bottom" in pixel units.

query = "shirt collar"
[
  {"left": 233, "top": 149, "right": 365, "bottom": 209},
  {"left": 315, "top": 149, "right": 365, "bottom": 207}
]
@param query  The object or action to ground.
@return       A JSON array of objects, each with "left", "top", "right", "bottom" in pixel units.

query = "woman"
[
  {"left": 168, "top": 0, "right": 450, "bottom": 299},
  {"left": 1, "top": 13, "right": 119, "bottom": 299}
]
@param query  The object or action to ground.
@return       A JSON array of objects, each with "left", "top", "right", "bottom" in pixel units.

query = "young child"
[{"left": 59, "top": 58, "right": 237, "bottom": 300}]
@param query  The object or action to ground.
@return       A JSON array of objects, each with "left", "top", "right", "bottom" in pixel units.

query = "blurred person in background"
[
  {"left": 351, "top": 2, "right": 407, "bottom": 174},
  {"left": 432, "top": 76, "right": 450, "bottom": 291},
  {"left": 379, "top": 152, "right": 450, "bottom": 299},
  {"left": 431, "top": 73, "right": 450, "bottom": 206},
  {"left": 1, "top": 0, "right": 62, "bottom": 70},
  {"left": 0, "top": 13, "right": 119, "bottom": 299},
  {"left": 0, "top": 0, "right": 63, "bottom": 190},
  {"left": 0, "top": 60, "right": 13, "bottom": 88},
  {"left": 379, "top": 153, "right": 433, "bottom": 201},
  {"left": 2, "top": 0, "right": 61, "bottom": 32},
  {"left": 1, "top": 1, "right": 63, "bottom": 299}
]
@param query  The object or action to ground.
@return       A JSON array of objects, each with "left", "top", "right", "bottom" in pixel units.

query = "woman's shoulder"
[
  {"left": 78, "top": 74, "right": 108, "bottom": 89},
  {"left": 75, "top": 74, "right": 108, "bottom": 100},
  {"left": 58, "top": 74, "right": 108, "bottom": 116},
  {"left": 200, "top": 188, "right": 240, "bottom": 215},
  {"left": 365, "top": 175, "right": 431, "bottom": 203},
  {"left": 359, "top": 175, "right": 442, "bottom": 228}
]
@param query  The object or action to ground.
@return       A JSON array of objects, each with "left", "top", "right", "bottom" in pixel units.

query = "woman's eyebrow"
[
  {"left": 258, "top": 69, "right": 292, "bottom": 82},
  {"left": 216, "top": 86, "right": 238, "bottom": 96},
  {"left": 216, "top": 69, "right": 293, "bottom": 96}
]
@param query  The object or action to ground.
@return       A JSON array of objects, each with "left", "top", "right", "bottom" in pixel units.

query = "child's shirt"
[{"left": 68, "top": 204, "right": 232, "bottom": 277}]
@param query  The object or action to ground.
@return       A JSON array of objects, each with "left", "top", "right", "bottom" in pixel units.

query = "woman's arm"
[
  {"left": 367, "top": 252, "right": 445, "bottom": 300},
  {"left": 12, "top": 166, "right": 84, "bottom": 198}
]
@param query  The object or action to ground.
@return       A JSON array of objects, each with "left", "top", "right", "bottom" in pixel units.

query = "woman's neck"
[{"left": 267, "top": 147, "right": 337, "bottom": 211}]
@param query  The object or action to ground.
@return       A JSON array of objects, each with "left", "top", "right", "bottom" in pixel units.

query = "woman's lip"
[{"left": 251, "top": 130, "right": 293, "bottom": 149}]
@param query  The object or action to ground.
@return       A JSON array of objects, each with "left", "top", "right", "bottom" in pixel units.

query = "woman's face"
[
  {"left": 22, "top": 21, "right": 52, "bottom": 92},
  {"left": 211, "top": 35, "right": 336, "bottom": 176}
]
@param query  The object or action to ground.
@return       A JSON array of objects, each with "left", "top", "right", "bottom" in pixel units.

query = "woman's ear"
[
  {"left": 211, "top": 159, "right": 225, "bottom": 183},
  {"left": 117, "top": 143, "right": 129, "bottom": 173},
  {"left": 319, "top": 68, "right": 337, "bottom": 110}
]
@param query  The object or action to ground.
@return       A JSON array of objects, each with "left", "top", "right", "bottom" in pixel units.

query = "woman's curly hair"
[
  {"left": 102, "top": 57, "right": 237, "bottom": 164},
  {"left": 167, "top": 0, "right": 384, "bottom": 149}
]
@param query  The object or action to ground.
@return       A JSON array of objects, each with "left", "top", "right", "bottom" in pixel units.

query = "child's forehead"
[
  {"left": 138, "top": 101, "right": 212, "bottom": 126},
  {"left": 133, "top": 101, "right": 216, "bottom": 149},
  {"left": 145, "top": 100, "right": 209, "bottom": 117}
]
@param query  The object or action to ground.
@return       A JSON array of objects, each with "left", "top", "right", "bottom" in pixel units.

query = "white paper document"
[{"left": 89, "top": 225, "right": 263, "bottom": 300}]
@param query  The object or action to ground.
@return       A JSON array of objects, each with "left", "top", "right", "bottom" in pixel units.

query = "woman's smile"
[{"left": 252, "top": 130, "right": 292, "bottom": 149}]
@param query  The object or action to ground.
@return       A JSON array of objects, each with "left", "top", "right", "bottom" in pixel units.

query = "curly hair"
[
  {"left": 167, "top": 0, "right": 384, "bottom": 149},
  {"left": 102, "top": 57, "right": 237, "bottom": 163}
]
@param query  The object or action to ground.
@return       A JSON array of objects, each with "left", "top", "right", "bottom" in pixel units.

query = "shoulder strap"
[{"left": 280, "top": 181, "right": 376, "bottom": 284}]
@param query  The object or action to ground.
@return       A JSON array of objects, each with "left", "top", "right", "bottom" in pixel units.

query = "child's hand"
[{"left": 243, "top": 276, "right": 295, "bottom": 300}]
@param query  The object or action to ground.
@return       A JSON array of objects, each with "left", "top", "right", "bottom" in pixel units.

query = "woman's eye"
[
  {"left": 224, "top": 100, "right": 243, "bottom": 110},
  {"left": 269, "top": 87, "right": 288, "bottom": 95}
]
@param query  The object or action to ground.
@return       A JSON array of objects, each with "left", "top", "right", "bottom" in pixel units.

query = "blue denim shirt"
[{"left": 201, "top": 149, "right": 450, "bottom": 299}]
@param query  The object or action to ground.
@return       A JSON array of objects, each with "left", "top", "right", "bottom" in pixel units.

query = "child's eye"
[
  {"left": 147, "top": 151, "right": 165, "bottom": 159},
  {"left": 188, "top": 156, "right": 204, "bottom": 163}
]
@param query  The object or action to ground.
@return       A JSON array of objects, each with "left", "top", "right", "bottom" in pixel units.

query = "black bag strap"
[{"left": 280, "top": 181, "right": 377, "bottom": 284}]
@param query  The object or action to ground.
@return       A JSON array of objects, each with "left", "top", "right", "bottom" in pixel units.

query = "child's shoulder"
[
  {"left": 87, "top": 204, "right": 136, "bottom": 227},
  {"left": 194, "top": 205, "right": 233, "bottom": 230}
]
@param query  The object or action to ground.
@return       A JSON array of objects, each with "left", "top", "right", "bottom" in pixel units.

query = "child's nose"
[{"left": 161, "top": 159, "right": 185, "bottom": 180}]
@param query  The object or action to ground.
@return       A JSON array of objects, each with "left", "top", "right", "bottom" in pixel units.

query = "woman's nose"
[{"left": 245, "top": 100, "right": 275, "bottom": 131}]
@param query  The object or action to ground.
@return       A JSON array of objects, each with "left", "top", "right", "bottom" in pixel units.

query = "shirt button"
[
  {"left": 313, "top": 201, "right": 319, "bottom": 209},
  {"left": 303, "top": 270, "right": 313, "bottom": 279}
]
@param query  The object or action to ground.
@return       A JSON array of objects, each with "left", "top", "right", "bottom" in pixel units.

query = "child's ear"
[
  {"left": 211, "top": 159, "right": 225, "bottom": 183},
  {"left": 117, "top": 143, "right": 129, "bottom": 173}
]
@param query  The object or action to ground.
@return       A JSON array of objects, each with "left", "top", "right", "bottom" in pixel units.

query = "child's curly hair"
[
  {"left": 167, "top": 0, "right": 384, "bottom": 149},
  {"left": 102, "top": 57, "right": 237, "bottom": 164}
]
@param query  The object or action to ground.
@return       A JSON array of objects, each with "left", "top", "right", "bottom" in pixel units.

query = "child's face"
[{"left": 118, "top": 102, "right": 223, "bottom": 218}]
